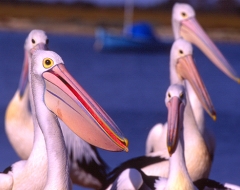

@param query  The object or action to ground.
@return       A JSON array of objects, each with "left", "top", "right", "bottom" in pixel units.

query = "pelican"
[
  {"left": 172, "top": 3, "right": 239, "bottom": 83},
  {"left": 104, "top": 39, "right": 214, "bottom": 184},
  {"left": 104, "top": 84, "right": 192, "bottom": 190},
  {"left": 5, "top": 29, "right": 111, "bottom": 189},
  {"left": 154, "top": 84, "right": 206, "bottom": 189},
  {"left": 143, "top": 38, "right": 216, "bottom": 181},
  {"left": 144, "top": 39, "right": 214, "bottom": 180},
  {"left": 5, "top": 30, "right": 48, "bottom": 159},
  {"left": 0, "top": 49, "right": 128, "bottom": 189},
  {"left": 106, "top": 168, "right": 233, "bottom": 190},
  {"left": 103, "top": 84, "right": 230, "bottom": 190},
  {"left": 146, "top": 2, "right": 240, "bottom": 162},
  {"left": 171, "top": 2, "right": 240, "bottom": 157}
]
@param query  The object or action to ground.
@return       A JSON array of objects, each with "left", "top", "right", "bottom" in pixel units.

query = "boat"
[{"left": 94, "top": 22, "right": 171, "bottom": 52}]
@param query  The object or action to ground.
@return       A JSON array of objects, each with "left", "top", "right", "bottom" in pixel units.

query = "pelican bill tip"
[
  {"left": 124, "top": 147, "right": 129, "bottom": 152},
  {"left": 167, "top": 146, "right": 173, "bottom": 157},
  {"left": 208, "top": 109, "right": 217, "bottom": 121},
  {"left": 211, "top": 113, "right": 217, "bottom": 121},
  {"left": 123, "top": 138, "right": 129, "bottom": 152},
  {"left": 124, "top": 138, "right": 129, "bottom": 147},
  {"left": 237, "top": 78, "right": 240, "bottom": 84}
]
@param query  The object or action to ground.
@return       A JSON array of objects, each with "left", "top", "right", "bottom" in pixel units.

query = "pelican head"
[
  {"left": 31, "top": 50, "right": 129, "bottom": 152},
  {"left": 172, "top": 3, "right": 239, "bottom": 83},
  {"left": 165, "top": 84, "right": 186, "bottom": 156},
  {"left": 24, "top": 30, "right": 49, "bottom": 51},
  {"left": 172, "top": 3, "right": 195, "bottom": 40},
  {"left": 170, "top": 38, "right": 216, "bottom": 121},
  {"left": 19, "top": 30, "right": 49, "bottom": 97}
]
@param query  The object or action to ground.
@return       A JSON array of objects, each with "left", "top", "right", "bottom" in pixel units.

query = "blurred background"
[
  {"left": 0, "top": 0, "right": 240, "bottom": 190},
  {"left": 1, "top": 0, "right": 240, "bottom": 40}
]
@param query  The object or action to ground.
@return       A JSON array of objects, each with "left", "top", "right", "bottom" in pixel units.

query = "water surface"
[{"left": 0, "top": 31, "right": 239, "bottom": 189}]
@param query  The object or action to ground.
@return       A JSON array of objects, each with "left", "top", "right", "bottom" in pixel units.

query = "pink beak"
[
  {"left": 167, "top": 96, "right": 185, "bottom": 156},
  {"left": 42, "top": 63, "right": 129, "bottom": 152},
  {"left": 180, "top": 17, "right": 240, "bottom": 83},
  {"left": 176, "top": 55, "right": 216, "bottom": 120}
]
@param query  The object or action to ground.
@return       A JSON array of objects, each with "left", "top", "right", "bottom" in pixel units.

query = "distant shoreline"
[{"left": 1, "top": 2, "right": 240, "bottom": 42}]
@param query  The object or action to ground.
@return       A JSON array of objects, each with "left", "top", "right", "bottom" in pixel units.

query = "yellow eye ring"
[{"left": 43, "top": 58, "right": 54, "bottom": 69}]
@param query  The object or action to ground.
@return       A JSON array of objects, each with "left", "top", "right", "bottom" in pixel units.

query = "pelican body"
[
  {"left": 5, "top": 30, "right": 114, "bottom": 189},
  {"left": 102, "top": 39, "right": 215, "bottom": 190},
  {"left": 104, "top": 84, "right": 230, "bottom": 190},
  {"left": 5, "top": 30, "right": 48, "bottom": 159},
  {"left": 0, "top": 49, "right": 128, "bottom": 190},
  {"left": 146, "top": 3, "right": 240, "bottom": 180},
  {"left": 143, "top": 39, "right": 213, "bottom": 181},
  {"left": 171, "top": 3, "right": 240, "bottom": 159}
]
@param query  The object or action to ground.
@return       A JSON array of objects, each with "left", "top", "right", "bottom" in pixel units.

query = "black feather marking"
[
  {"left": 138, "top": 169, "right": 159, "bottom": 190},
  {"left": 194, "top": 178, "right": 230, "bottom": 190},
  {"left": 70, "top": 145, "right": 109, "bottom": 185},
  {"left": 101, "top": 155, "right": 167, "bottom": 190},
  {"left": 2, "top": 166, "right": 12, "bottom": 174}
]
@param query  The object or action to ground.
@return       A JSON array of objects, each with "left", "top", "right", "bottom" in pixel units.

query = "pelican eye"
[
  {"left": 43, "top": 58, "right": 54, "bottom": 69},
  {"left": 181, "top": 12, "right": 187, "bottom": 18},
  {"left": 179, "top": 50, "right": 183, "bottom": 54},
  {"left": 168, "top": 92, "right": 171, "bottom": 98},
  {"left": 32, "top": 39, "right": 35, "bottom": 44}
]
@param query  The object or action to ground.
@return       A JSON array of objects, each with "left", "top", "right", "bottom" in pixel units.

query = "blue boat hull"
[{"left": 94, "top": 26, "right": 171, "bottom": 52}]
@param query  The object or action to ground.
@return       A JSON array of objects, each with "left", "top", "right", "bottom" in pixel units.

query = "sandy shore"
[{"left": 1, "top": 2, "right": 240, "bottom": 42}]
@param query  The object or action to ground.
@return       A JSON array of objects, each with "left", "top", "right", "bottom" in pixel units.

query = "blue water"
[{"left": 0, "top": 30, "right": 239, "bottom": 189}]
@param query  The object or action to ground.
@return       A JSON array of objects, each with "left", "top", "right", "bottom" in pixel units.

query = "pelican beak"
[
  {"left": 19, "top": 43, "right": 48, "bottom": 98},
  {"left": 167, "top": 96, "right": 185, "bottom": 156},
  {"left": 176, "top": 55, "right": 216, "bottom": 120},
  {"left": 42, "top": 64, "right": 129, "bottom": 152},
  {"left": 180, "top": 17, "right": 240, "bottom": 83}
]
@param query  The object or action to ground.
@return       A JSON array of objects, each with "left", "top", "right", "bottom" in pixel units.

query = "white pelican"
[
  {"left": 171, "top": 2, "right": 240, "bottom": 157},
  {"left": 104, "top": 39, "right": 214, "bottom": 184},
  {"left": 5, "top": 29, "right": 112, "bottom": 189},
  {"left": 172, "top": 3, "right": 239, "bottom": 84},
  {"left": 106, "top": 84, "right": 237, "bottom": 190},
  {"left": 5, "top": 30, "right": 48, "bottom": 159},
  {"left": 106, "top": 168, "right": 234, "bottom": 190},
  {"left": 0, "top": 49, "right": 128, "bottom": 189},
  {"left": 104, "top": 84, "right": 191, "bottom": 190},
  {"left": 144, "top": 39, "right": 214, "bottom": 180},
  {"left": 146, "top": 3, "right": 240, "bottom": 162},
  {"left": 103, "top": 84, "right": 231, "bottom": 190}
]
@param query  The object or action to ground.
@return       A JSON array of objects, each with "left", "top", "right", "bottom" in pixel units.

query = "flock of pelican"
[{"left": 1, "top": 2, "right": 240, "bottom": 190}]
